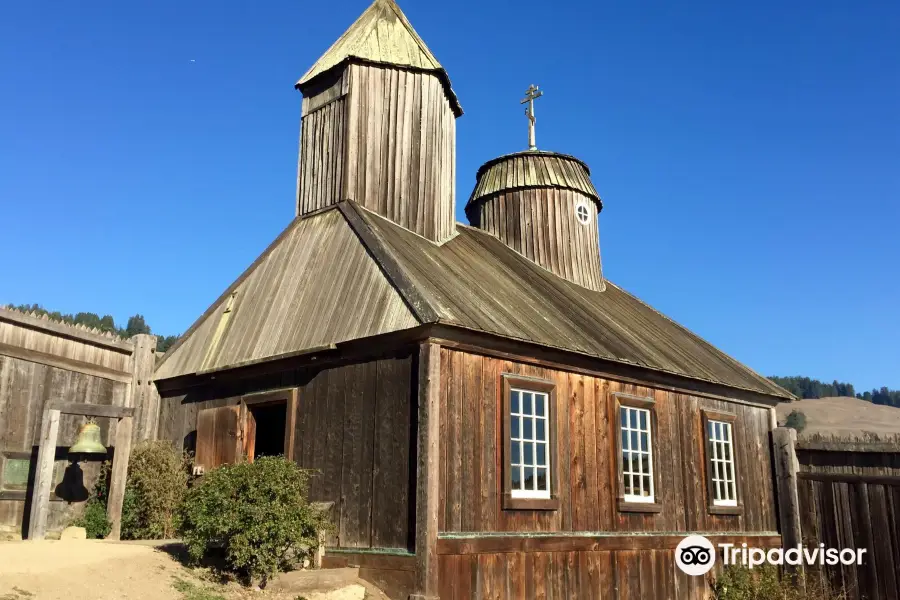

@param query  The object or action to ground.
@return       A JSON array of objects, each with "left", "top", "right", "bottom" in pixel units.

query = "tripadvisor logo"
[
  {"left": 676, "top": 535, "right": 717, "bottom": 576},
  {"left": 675, "top": 535, "right": 868, "bottom": 576}
]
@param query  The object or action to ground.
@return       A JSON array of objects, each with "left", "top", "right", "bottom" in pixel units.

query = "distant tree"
[
  {"left": 156, "top": 335, "right": 179, "bottom": 353},
  {"left": 126, "top": 314, "right": 151, "bottom": 337},
  {"left": 98, "top": 314, "right": 116, "bottom": 333},
  {"left": 769, "top": 376, "right": 860, "bottom": 400},
  {"left": 784, "top": 410, "right": 807, "bottom": 433},
  {"left": 7, "top": 304, "right": 178, "bottom": 351}
]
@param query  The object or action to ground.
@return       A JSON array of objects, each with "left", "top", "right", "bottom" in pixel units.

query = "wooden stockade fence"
[
  {"left": 0, "top": 306, "right": 160, "bottom": 538},
  {"left": 775, "top": 428, "right": 900, "bottom": 600}
]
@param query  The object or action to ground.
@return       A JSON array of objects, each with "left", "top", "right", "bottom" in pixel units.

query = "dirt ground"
[{"left": 0, "top": 540, "right": 386, "bottom": 600}]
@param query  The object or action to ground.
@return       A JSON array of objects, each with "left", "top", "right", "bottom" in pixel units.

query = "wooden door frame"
[{"left": 240, "top": 388, "right": 298, "bottom": 462}]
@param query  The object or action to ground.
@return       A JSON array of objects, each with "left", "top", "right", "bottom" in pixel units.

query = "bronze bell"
[{"left": 69, "top": 421, "right": 107, "bottom": 454}]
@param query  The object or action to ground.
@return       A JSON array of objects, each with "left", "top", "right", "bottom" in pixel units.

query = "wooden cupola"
[
  {"left": 465, "top": 150, "right": 605, "bottom": 291},
  {"left": 294, "top": 0, "right": 462, "bottom": 243}
]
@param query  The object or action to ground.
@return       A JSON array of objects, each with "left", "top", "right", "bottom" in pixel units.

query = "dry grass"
[{"left": 775, "top": 396, "right": 900, "bottom": 438}]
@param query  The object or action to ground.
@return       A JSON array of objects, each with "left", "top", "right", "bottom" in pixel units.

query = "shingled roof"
[
  {"left": 156, "top": 202, "right": 791, "bottom": 402},
  {"left": 467, "top": 151, "right": 602, "bottom": 210},
  {"left": 296, "top": 0, "right": 462, "bottom": 115}
]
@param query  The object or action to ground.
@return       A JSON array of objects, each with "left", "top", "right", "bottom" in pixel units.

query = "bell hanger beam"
[{"left": 49, "top": 402, "right": 135, "bottom": 419}]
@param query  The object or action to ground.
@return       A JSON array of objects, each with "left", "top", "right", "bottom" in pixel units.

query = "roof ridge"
[
  {"left": 380, "top": 0, "right": 440, "bottom": 67},
  {"left": 336, "top": 201, "right": 440, "bottom": 324}
]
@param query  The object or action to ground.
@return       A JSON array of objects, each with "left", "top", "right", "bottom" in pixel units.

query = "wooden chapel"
[{"left": 153, "top": 1, "right": 793, "bottom": 598}]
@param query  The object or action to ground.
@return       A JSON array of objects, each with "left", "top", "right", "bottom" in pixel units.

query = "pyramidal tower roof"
[{"left": 296, "top": 0, "right": 462, "bottom": 115}]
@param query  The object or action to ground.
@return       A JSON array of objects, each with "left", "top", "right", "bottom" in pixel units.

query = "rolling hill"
[{"left": 775, "top": 396, "right": 900, "bottom": 438}]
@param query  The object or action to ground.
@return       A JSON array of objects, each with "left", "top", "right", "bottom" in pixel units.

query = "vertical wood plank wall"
[
  {"left": 795, "top": 446, "right": 900, "bottom": 600},
  {"left": 298, "top": 95, "right": 346, "bottom": 214},
  {"left": 0, "top": 309, "right": 158, "bottom": 536},
  {"left": 296, "top": 64, "right": 456, "bottom": 243},
  {"left": 473, "top": 188, "right": 603, "bottom": 291},
  {"left": 156, "top": 353, "right": 416, "bottom": 551},
  {"left": 438, "top": 549, "right": 709, "bottom": 600},
  {"left": 437, "top": 347, "right": 778, "bottom": 599}
]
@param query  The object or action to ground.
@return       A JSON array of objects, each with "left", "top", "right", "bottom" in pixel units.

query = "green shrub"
[
  {"left": 710, "top": 565, "right": 845, "bottom": 600},
  {"left": 71, "top": 497, "right": 110, "bottom": 539},
  {"left": 69, "top": 441, "right": 189, "bottom": 540},
  {"left": 177, "top": 457, "right": 329, "bottom": 587},
  {"left": 784, "top": 409, "right": 808, "bottom": 433},
  {"left": 124, "top": 440, "right": 190, "bottom": 539}
]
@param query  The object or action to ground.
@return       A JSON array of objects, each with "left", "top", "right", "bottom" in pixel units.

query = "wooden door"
[
  {"left": 195, "top": 405, "right": 242, "bottom": 471},
  {"left": 242, "top": 407, "right": 257, "bottom": 463}
]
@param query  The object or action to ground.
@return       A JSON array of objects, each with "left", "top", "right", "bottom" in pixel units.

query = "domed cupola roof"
[{"left": 465, "top": 150, "right": 601, "bottom": 221}]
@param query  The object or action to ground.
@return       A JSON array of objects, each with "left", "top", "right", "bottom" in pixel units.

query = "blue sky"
[{"left": 1, "top": 0, "right": 897, "bottom": 391}]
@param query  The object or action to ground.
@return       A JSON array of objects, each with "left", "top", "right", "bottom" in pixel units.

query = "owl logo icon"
[{"left": 675, "top": 535, "right": 717, "bottom": 576}]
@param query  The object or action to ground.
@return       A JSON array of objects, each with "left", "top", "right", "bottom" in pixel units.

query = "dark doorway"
[{"left": 248, "top": 403, "right": 287, "bottom": 459}]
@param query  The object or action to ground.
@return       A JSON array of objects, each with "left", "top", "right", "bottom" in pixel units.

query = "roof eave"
[{"left": 296, "top": 57, "right": 463, "bottom": 117}]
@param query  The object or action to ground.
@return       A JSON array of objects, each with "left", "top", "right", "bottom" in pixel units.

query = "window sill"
[
  {"left": 502, "top": 494, "right": 559, "bottom": 511},
  {"left": 708, "top": 504, "right": 743, "bottom": 516},
  {"left": 617, "top": 499, "right": 662, "bottom": 513}
]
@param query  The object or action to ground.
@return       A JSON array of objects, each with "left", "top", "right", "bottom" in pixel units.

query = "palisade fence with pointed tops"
[{"left": 0, "top": 304, "right": 160, "bottom": 537}]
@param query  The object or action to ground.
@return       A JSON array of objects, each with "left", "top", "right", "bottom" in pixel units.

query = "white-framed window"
[
  {"left": 509, "top": 388, "right": 551, "bottom": 499},
  {"left": 708, "top": 419, "right": 737, "bottom": 506},
  {"left": 620, "top": 405, "right": 655, "bottom": 503},
  {"left": 575, "top": 202, "right": 591, "bottom": 225}
]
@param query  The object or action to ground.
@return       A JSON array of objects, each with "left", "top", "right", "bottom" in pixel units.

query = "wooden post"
[
  {"left": 411, "top": 342, "right": 440, "bottom": 600},
  {"left": 773, "top": 426, "right": 803, "bottom": 584},
  {"left": 129, "top": 333, "right": 159, "bottom": 441},
  {"left": 27, "top": 408, "right": 61, "bottom": 540},
  {"left": 106, "top": 416, "right": 134, "bottom": 541}
]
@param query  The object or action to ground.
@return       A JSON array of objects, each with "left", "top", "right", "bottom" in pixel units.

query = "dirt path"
[
  {"left": 0, "top": 540, "right": 381, "bottom": 600},
  {"left": 0, "top": 540, "right": 188, "bottom": 600}
]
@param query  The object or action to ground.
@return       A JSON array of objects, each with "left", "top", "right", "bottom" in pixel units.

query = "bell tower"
[{"left": 295, "top": 0, "right": 463, "bottom": 243}]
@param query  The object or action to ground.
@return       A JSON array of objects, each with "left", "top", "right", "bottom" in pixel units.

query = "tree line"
[
  {"left": 769, "top": 375, "right": 900, "bottom": 408},
  {"left": 7, "top": 303, "right": 180, "bottom": 352}
]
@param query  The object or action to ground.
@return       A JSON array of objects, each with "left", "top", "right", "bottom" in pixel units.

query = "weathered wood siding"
[
  {"left": 297, "top": 71, "right": 347, "bottom": 214},
  {"left": 438, "top": 549, "right": 709, "bottom": 600},
  {"left": 0, "top": 308, "right": 159, "bottom": 536},
  {"left": 344, "top": 64, "right": 455, "bottom": 242},
  {"left": 795, "top": 444, "right": 900, "bottom": 600},
  {"left": 435, "top": 347, "right": 778, "bottom": 598},
  {"left": 296, "top": 63, "right": 456, "bottom": 243},
  {"left": 472, "top": 188, "right": 603, "bottom": 291},
  {"left": 438, "top": 348, "right": 777, "bottom": 534},
  {"left": 156, "top": 353, "right": 416, "bottom": 551}
]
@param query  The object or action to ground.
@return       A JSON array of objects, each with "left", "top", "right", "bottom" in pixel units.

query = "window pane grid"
[
  {"left": 510, "top": 389, "right": 551, "bottom": 499},
  {"left": 708, "top": 420, "right": 737, "bottom": 506},
  {"left": 620, "top": 406, "right": 654, "bottom": 503}
]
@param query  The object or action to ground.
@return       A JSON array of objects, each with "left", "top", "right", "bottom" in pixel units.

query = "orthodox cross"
[{"left": 520, "top": 84, "right": 543, "bottom": 150}]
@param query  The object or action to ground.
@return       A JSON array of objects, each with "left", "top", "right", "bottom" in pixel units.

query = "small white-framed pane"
[
  {"left": 708, "top": 419, "right": 738, "bottom": 506},
  {"left": 510, "top": 388, "right": 551, "bottom": 499},
  {"left": 575, "top": 203, "right": 591, "bottom": 225},
  {"left": 620, "top": 405, "right": 654, "bottom": 503}
]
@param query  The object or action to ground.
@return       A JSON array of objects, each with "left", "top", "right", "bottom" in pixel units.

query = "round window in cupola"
[{"left": 575, "top": 202, "right": 591, "bottom": 225}]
